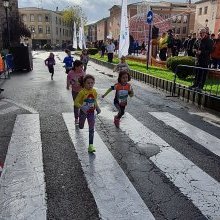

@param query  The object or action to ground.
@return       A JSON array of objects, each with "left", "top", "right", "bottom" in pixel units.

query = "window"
[
  {"left": 38, "top": 15, "right": 42, "bottom": 22},
  {"left": 30, "top": 14, "right": 35, "bottom": 22},
  {"left": 182, "top": 27, "right": 186, "bottom": 34},
  {"left": 177, "top": 15, "right": 182, "bottom": 23},
  {"left": 176, "top": 28, "right": 180, "bottom": 34},
  {"left": 45, "top": 15, "right": 49, "bottom": 22},
  {"left": 22, "top": 14, "right": 27, "bottom": 22},
  {"left": 56, "top": 27, "right": 58, "bottom": 35},
  {"left": 212, "top": 12, "right": 215, "bottom": 20},
  {"left": 183, "top": 15, "right": 187, "bottom": 23},
  {"left": 30, "top": 26, "right": 35, "bottom": 32},
  {"left": 56, "top": 17, "right": 58, "bottom": 24},
  {"left": 172, "top": 15, "right": 177, "bottom": 23},
  {"left": 199, "top": 8, "right": 202, "bottom": 15},
  {"left": 46, "top": 26, "right": 50, "bottom": 34},
  {"left": 38, "top": 25, "right": 43, "bottom": 34},
  {"left": 204, "top": 6, "right": 208, "bottom": 14}
]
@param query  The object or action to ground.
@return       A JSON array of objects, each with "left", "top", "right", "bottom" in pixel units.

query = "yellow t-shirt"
[{"left": 74, "top": 88, "right": 98, "bottom": 112}]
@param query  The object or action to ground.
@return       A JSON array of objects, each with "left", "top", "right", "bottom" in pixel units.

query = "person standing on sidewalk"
[
  {"left": 106, "top": 40, "right": 115, "bottom": 63},
  {"left": 158, "top": 33, "right": 168, "bottom": 61},
  {"left": 67, "top": 60, "right": 85, "bottom": 124},
  {"left": 45, "top": 52, "right": 56, "bottom": 80},
  {"left": 211, "top": 32, "right": 220, "bottom": 69},
  {"left": 190, "top": 28, "right": 213, "bottom": 90},
  {"left": 187, "top": 33, "right": 197, "bottom": 57}
]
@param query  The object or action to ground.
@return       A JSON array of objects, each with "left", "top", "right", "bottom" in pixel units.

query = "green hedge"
[
  {"left": 87, "top": 48, "right": 98, "bottom": 55},
  {"left": 167, "top": 56, "right": 195, "bottom": 79}
]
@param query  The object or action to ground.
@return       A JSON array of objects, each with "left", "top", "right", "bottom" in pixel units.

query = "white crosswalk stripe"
[
  {"left": 150, "top": 112, "right": 220, "bottom": 157},
  {"left": 0, "top": 114, "right": 47, "bottom": 220},
  {"left": 0, "top": 106, "right": 20, "bottom": 115},
  {"left": 1, "top": 110, "right": 220, "bottom": 220},
  {"left": 100, "top": 107, "right": 220, "bottom": 219},
  {"left": 63, "top": 112, "right": 155, "bottom": 220},
  {"left": 0, "top": 101, "right": 7, "bottom": 107}
]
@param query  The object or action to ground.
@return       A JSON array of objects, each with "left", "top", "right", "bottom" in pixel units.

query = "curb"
[{"left": 90, "top": 57, "right": 220, "bottom": 112}]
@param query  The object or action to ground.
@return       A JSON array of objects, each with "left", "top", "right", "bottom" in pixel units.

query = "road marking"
[
  {"left": 189, "top": 111, "right": 220, "bottom": 128},
  {"left": 3, "top": 99, "right": 37, "bottom": 113},
  {"left": 100, "top": 107, "right": 220, "bottom": 219},
  {"left": 63, "top": 113, "right": 155, "bottom": 220},
  {"left": 3, "top": 99, "right": 38, "bottom": 113},
  {"left": 0, "top": 101, "right": 7, "bottom": 107},
  {"left": 0, "top": 114, "right": 47, "bottom": 220},
  {"left": 0, "top": 106, "right": 20, "bottom": 115},
  {"left": 150, "top": 112, "right": 220, "bottom": 157}
]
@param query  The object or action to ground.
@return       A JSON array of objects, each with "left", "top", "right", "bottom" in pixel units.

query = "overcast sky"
[{"left": 18, "top": 0, "right": 195, "bottom": 22}]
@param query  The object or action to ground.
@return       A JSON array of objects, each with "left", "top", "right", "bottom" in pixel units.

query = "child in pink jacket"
[{"left": 67, "top": 60, "right": 85, "bottom": 124}]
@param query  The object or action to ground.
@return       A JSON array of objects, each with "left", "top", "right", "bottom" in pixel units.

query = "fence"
[
  {"left": 172, "top": 65, "right": 220, "bottom": 98},
  {"left": 90, "top": 57, "right": 220, "bottom": 111}
]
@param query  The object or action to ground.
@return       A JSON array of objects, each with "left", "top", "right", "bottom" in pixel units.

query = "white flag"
[
  {"left": 119, "top": 0, "right": 129, "bottom": 58},
  {"left": 73, "top": 22, "right": 77, "bottom": 49},
  {"left": 78, "top": 27, "right": 83, "bottom": 50},
  {"left": 81, "top": 20, "right": 87, "bottom": 49}
]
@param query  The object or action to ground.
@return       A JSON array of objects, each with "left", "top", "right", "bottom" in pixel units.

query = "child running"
[
  {"left": 74, "top": 74, "right": 101, "bottom": 153},
  {"left": 80, "top": 49, "right": 89, "bottom": 72},
  {"left": 102, "top": 70, "right": 134, "bottom": 128},
  {"left": 63, "top": 49, "right": 74, "bottom": 74},
  {"left": 45, "top": 52, "right": 56, "bottom": 80},
  {"left": 113, "top": 55, "right": 130, "bottom": 73},
  {"left": 67, "top": 60, "right": 85, "bottom": 124}
]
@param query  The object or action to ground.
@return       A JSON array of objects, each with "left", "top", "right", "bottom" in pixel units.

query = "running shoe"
[
  {"left": 88, "top": 144, "right": 96, "bottom": 153},
  {"left": 114, "top": 116, "right": 120, "bottom": 128}
]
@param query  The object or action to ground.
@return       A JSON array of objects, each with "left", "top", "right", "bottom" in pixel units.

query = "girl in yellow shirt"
[{"left": 75, "top": 74, "right": 101, "bottom": 153}]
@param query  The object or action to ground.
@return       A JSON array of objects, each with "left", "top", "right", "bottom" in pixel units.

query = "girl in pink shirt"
[{"left": 67, "top": 60, "right": 85, "bottom": 124}]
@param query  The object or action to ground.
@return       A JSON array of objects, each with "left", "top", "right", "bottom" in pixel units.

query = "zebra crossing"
[
  {"left": 0, "top": 100, "right": 20, "bottom": 115},
  {"left": 0, "top": 108, "right": 220, "bottom": 220},
  {"left": 0, "top": 99, "right": 37, "bottom": 115}
]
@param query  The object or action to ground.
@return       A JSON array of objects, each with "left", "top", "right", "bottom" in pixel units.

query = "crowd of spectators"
[{"left": 158, "top": 28, "right": 220, "bottom": 70}]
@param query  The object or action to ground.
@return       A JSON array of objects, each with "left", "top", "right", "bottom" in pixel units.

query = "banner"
[
  {"left": 119, "top": 0, "right": 129, "bottom": 58},
  {"left": 73, "top": 22, "right": 77, "bottom": 49},
  {"left": 78, "top": 27, "right": 83, "bottom": 50}
]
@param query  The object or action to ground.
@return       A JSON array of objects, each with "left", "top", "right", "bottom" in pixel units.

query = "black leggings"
[{"left": 114, "top": 97, "right": 126, "bottom": 119}]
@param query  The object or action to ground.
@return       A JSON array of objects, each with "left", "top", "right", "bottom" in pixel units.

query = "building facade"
[
  {"left": 87, "top": 22, "right": 97, "bottom": 43},
  {"left": 150, "top": 2, "right": 195, "bottom": 39},
  {"left": 194, "top": 0, "right": 220, "bottom": 34},
  {"left": 0, "top": 0, "right": 19, "bottom": 49},
  {"left": 96, "top": 18, "right": 108, "bottom": 41},
  {"left": 86, "top": 1, "right": 195, "bottom": 45},
  {"left": 19, "top": 7, "right": 72, "bottom": 48}
]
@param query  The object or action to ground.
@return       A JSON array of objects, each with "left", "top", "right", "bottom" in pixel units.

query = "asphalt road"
[{"left": 0, "top": 51, "right": 220, "bottom": 220}]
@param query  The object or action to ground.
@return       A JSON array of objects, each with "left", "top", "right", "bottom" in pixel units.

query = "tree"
[
  {"left": 2, "top": 15, "right": 31, "bottom": 47},
  {"left": 62, "top": 6, "right": 87, "bottom": 38}
]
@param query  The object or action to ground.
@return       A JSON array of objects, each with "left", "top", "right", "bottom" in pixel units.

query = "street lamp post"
[
  {"left": 32, "top": 29, "right": 35, "bottom": 50},
  {"left": 3, "top": 0, "right": 10, "bottom": 48}
]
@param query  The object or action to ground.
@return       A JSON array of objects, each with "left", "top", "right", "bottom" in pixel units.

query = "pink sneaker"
[{"left": 114, "top": 116, "right": 120, "bottom": 128}]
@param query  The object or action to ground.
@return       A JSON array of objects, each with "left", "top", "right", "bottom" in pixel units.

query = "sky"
[{"left": 18, "top": 0, "right": 196, "bottom": 22}]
